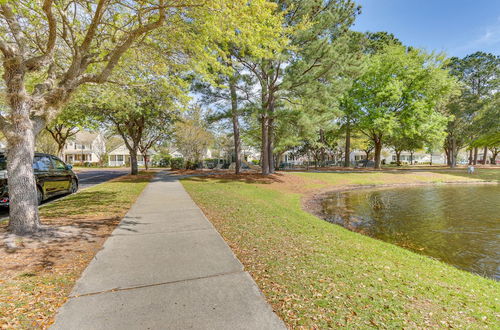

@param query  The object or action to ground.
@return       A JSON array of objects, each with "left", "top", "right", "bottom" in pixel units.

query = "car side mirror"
[{"left": 65, "top": 164, "right": 73, "bottom": 170}]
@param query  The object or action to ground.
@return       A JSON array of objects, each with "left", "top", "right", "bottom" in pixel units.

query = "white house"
[
  {"left": 242, "top": 145, "right": 260, "bottom": 163},
  {"left": 281, "top": 148, "right": 448, "bottom": 167},
  {"left": 63, "top": 131, "right": 105, "bottom": 164},
  {"left": 108, "top": 144, "right": 154, "bottom": 167},
  {"left": 168, "top": 148, "right": 213, "bottom": 160},
  {"left": 349, "top": 150, "right": 447, "bottom": 165}
]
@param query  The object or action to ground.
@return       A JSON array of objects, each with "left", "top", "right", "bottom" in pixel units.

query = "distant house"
[
  {"left": 281, "top": 148, "right": 448, "bottom": 167},
  {"left": 168, "top": 148, "right": 213, "bottom": 160},
  {"left": 241, "top": 145, "right": 260, "bottom": 162},
  {"left": 349, "top": 150, "right": 447, "bottom": 165},
  {"left": 108, "top": 144, "right": 154, "bottom": 167},
  {"left": 169, "top": 149, "right": 184, "bottom": 158},
  {"left": 63, "top": 131, "right": 105, "bottom": 164}
]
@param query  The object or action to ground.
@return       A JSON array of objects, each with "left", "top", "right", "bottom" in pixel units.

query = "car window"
[
  {"left": 33, "top": 156, "right": 52, "bottom": 171},
  {"left": 52, "top": 157, "right": 67, "bottom": 171}
]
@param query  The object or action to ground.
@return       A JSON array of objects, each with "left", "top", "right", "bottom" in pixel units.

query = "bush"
[
  {"left": 152, "top": 154, "right": 171, "bottom": 167},
  {"left": 251, "top": 159, "right": 260, "bottom": 165},
  {"left": 185, "top": 160, "right": 195, "bottom": 170},
  {"left": 170, "top": 157, "right": 185, "bottom": 170},
  {"left": 204, "top": 158, "right": 219, "bottom": 169}
]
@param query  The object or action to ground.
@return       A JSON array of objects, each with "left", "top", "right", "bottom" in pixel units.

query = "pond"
[{"left": 321, "top": 184, "right": 500, "bottom": 280}]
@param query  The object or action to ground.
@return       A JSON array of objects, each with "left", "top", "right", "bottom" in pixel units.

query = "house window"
[
  {"left": 392, "top": 155, "right": 396, "bottom": 161},
  {"left": 117, "top": 155, "right": 124, "bottom": 162}
]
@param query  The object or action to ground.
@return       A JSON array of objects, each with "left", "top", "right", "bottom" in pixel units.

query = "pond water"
[{"left": 321, "top": 184, "right": 500, "bottom": 280}]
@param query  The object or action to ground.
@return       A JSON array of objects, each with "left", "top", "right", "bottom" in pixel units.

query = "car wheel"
[
  {"left": 37, "top": 187, "right": 44, "bottom": 205},
  {"left": 70, "top": 179, "right": 78, "bottom": 194}
]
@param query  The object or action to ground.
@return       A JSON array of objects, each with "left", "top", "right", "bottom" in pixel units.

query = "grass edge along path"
[
  {"left": 181, "top": 170, "right": 499, "bottom": 328},
  {"left": 0, "top": 172, "right": 155, "bottom": 329}
]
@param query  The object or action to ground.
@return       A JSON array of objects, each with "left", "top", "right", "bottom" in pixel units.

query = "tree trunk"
[
  {"left": 344, "top": 123, "right": 351, "bottom": 167},
  {"left": 444, "top": 147, "right": 451, "bottom": 166},
  {"left": 6, "top": 113, "right": 42, "bottom": 235},
  {"left": 430, "top": 153, "right": 433, "bottom": 166},
  {"left": 450, "top": 137, "right": 457, "bottom": 168},
  {"left": 410, "top": 151, "right": 414, "bottom": 165},
  {"left": 130, "top": 149, "right": 139, "bottom": 175},
  {"left": 473, "top": 147, "right": 478, "bottom": 165},
  {"left": 143, "top": 153, "right": 149, "bottom": 170},
  {"left": 3, "top": 54, "right": 45, "bottom": 234},
  {"left": 482, "top": 147, "right": 488, "bottom": 165},
  {"left": 396, "top": 151, "right": 401, "bottom": 166},
  {"left": 229, "top": 75, "right": 241, "bottom": 175},
  {"left": 490, "top": 148, "right": 498, "bottom": 164},
  {"left": 374, "top": 139, "right": 383, "bottom": 169},
  {"left": 319, "top": 129, "right": 325, "bottom": 167},
  {"left": 261, "top": 114, "right": 270, "bottom": 175},
  {"left": 468, "top": 149, "right": 473, "bottom": 165},
  {"left": 268, "top": 117, "right": 275, "bottom": 173},
  {"left": 56, "top": 142, "right": 65, "bottom": 159}
]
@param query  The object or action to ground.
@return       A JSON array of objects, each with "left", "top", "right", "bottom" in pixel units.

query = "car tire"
[
  {"left": 70, "top": 179, "right": 78, "bottom": 194},
  {"left": 37, "top": 187, "right": 44, "bottom": 205}
]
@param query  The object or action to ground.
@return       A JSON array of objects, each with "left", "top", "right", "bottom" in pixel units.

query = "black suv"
[{"left": 0, "top": 152, "right": 79, "bottom": 206}]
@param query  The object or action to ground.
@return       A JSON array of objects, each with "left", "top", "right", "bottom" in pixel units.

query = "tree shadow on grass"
[
  {"left": 0, "top": 173, "right": 156, "bottom": 281},
  {"left": 41, "top": 191, "right": 119, "bottom": 218}
]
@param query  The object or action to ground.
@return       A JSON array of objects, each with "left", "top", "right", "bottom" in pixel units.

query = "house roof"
[{"left": 72, "top": 131, "right": 100, "bottom": 144}]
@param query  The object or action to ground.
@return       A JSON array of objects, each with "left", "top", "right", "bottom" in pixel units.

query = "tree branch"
[
  {"left": 0, "top": 3, "right": 26, "bottom": 54},
  {"left": 80, "top": 0, "right": 109, "bottom": 53},
  {"left": 0, "top": 39, "right": 14, "bottom": 57},
  {"left": 78, "top": 1, "right": 166, "bottom": 85},
  {"left": 23, "top": 0, "right": 57, "bottom": 71}
]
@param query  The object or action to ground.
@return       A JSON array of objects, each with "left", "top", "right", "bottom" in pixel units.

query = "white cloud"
[
  {"left": 448, "top": 16, "right": 500, "bottom": 56},
  {"left": 475, "top": 16, "right": 500, "bottom": 45}
]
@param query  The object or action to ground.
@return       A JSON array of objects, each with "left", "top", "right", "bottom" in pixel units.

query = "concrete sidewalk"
[{"left": 52, "top": 173, "right": 284, "bottom": 330}]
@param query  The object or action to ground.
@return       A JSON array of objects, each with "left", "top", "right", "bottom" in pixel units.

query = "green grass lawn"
[
  {"left": 0, "top": 172, "right": 154, "bottom": 329},
  {"left": 181, "top": 169, "right": 499, "bottom": 328}
]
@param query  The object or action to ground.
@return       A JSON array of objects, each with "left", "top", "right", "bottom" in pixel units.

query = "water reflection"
[{"left": 321, "top": 184, "right": 500, "bottom": 280}]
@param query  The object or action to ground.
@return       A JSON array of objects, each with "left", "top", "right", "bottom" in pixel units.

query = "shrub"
[
  {"left": 152, "top": 154, "right": 171, "bottom": 167},
  {"left": 204, "top": 158, "right": 220, "bottom": 169},
  {"left": 170, "top": 157, "right": 185, "bottom": 170}
]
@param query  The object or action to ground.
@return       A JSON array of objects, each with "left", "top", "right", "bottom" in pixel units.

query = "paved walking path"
[{"left": 52, "top": 172, "right": 284, "bottom": 330}]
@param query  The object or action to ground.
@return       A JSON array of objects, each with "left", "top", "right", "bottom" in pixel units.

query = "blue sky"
[{"left": 352, "top": 0, "right": 500, "bottom": 58}]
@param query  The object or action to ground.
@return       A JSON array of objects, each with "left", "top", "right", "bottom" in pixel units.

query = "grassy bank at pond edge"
[
  {"left": 0, "top": 172, "right": 155, "bottom": 329},
  {"left": 181, "top": 169, "right": 499, "bottom": 328}
]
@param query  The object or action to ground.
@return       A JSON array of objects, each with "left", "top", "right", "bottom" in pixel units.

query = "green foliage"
[
  {"left": 170, "top": 157, "right": 185, "bottom": 170},
  {"left": 364, "top": 31, "right": 403, "bottom": 54},
  {"left": 173, "top": 107, "right": 213, "bottom": 164},
  {"left": 348, "top": 45, "right": 458, "bottom": 166},
  {"left": 448, "top": 52, "right": 499, "bottom": 97},
  {"left": 50, "top": 87, "right": 100, "bottom": 130},
  {"left": 152, "top": 151, "right": 172, "bottom": 167},
  {"left": 471, "top": 132, "right": 500, "bottom": 148},
  {"left": 444, "top": 52, "right": 499, "bottom": 165}
]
